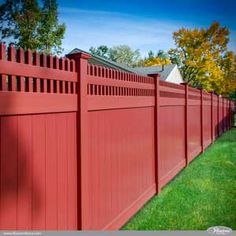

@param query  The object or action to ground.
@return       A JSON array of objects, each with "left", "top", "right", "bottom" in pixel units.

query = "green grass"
[{"left": 122, "top": 128, "right": 236, "bottom": 230}]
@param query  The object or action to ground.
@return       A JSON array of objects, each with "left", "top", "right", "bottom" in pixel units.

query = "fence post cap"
[
  {"left": 66, "top": 51, "right": 91, "bottom": 60},
  {"left": 147, "top": 73, "right": 160, "bottom": 79}
]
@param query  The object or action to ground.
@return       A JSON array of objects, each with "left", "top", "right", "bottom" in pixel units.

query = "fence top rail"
[
  {"left": 0, "top": 43, "right": 76, "bottom": 73},
  {"left": 87, "top": 63, "right": 155, "bottom": 85},
  {"left": 202, "top": 90, "right": 211, "bottom": 96},
  {"left": 212, "top": 93, "right": 218, "bottom": 98},
  {"left": 159, "top": 80, "right": 185, "bottom": 90},
  {"left": 0, "top": 43, "right": 77, "bottom": 94},
  {"left": 188, "top": 86, "right": 201, "bottom": 95},
  {"left": 213, "top": 94, "right": 218, "bottom": 102}
]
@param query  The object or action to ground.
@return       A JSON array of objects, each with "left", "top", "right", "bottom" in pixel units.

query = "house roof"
[
  {"left": 132, "top": 64, "right": 177, "bottom": 81},
  {"left": 68, "top": 48, "right": 177, "bottom": 81},
  {"left": 68, "top": 48, "right": 135, "bottom": 73}
]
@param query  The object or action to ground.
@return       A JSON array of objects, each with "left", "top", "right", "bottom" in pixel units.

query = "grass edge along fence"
[{"left": 0, "top": 43, "right": 235, "bottom": 230}]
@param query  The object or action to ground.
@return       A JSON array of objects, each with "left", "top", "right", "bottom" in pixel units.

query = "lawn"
[{"left": 122, "top": 128, "right": 236, "bottom": 230}]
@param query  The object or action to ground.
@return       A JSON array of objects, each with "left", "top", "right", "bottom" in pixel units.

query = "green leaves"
[
  {"left": 37, "top": 0, "right": 65, "bottom": 55},
  {"left": 109, "top": 45, "right": 141, "bottom": 67},
  {"left": 170, "top": 22, "right": 236, "bottom": 95},
  {"left": 89, "top": 45, "right": 141, "bottom": 67},
  {"left": 89, "top": 45, "right": 109, "bottom": 59},
  {"left": 0, "top": 0, "right": 65, "bottom": 55}
]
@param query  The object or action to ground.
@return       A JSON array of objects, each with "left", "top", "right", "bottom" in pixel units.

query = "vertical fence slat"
[
  {"left": 183, "top": 83, "right": 189, "bottom": 165},
  {"left": 33, "top": 52, "right": 41, "bottom": 92},
  {"left": 17, "top": 48, "right": 25, "bottom": 92},
  {"left": 47, "top": 55, "right": 54, "bottom": 93},
  {"left": 53, "top": 56, "right": 60, "bottom": 93},
  {"left": 0, "top": 43, "right": 7, "bottom": 91},
  {"left": 8, "top": 44, "right": 17, "bottom": 91},
  {"left": 25, "top": 49, "right": 33, "bottom": 92},
  {"left": 218, "top": 95, "right": 220, "bottom": 136},
  {"left": 40, "top": 54, "right": 47, "bottom": 92},
  {"left": 211, "top": 92, "right": 214, "bottom": 142},
  {"left": 200, "top": 89, "right": 204, "bottom": 152}
]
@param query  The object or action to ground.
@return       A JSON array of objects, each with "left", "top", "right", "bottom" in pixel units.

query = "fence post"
[
  {"left": 181, "top": 83, "right": 189, "bottom": 166},
  {"left": 227, "top": 99, "right": 229, "bottom": 130},
  {"left": 224, "top": 98, "right": 226, "bottom": 132},
  {"left": 148, "top": 73, "right": 161, "bottom": 194},
  {"left": 228, "top": 99, "right": 230, "bottom": 129},
  {"left": 217, "top": 95, "right": 220, "bottom": 137},
  {"left": 223, "top": 98, "right": 225, "bottom": 132},
  {"left": 66, "top": 51, "right": 91, "bottom": 230},
  {"left": 211, "top": 92, "right": 214, "bottom": 142},
  {"left": 229, "top": 100, "right": 232, "bottom": 129},
  {"left": 0, "top": 43, "right": 7, "bottom": 91},
  {"left": 232, "top": 101, "right": 235, "bottom": 127},
  {"left": 200, "top": 89, "right": 204, "bottom": 152}
]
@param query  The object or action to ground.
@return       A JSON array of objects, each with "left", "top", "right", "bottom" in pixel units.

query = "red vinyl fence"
[{"left": 0, "top": 43, "right": 235, "bottom": 230}]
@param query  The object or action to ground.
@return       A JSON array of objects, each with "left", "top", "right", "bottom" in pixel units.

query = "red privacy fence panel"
[
  {"left": 86, "top": 64, "right": 156, "bottom": 229},
  {"left": 188, "top": 87, "right": 202, "bottom": 162},
  {"left": 0, "top": 44, "right": 235, "bottom": 230},
  {"left": 0, "top": 43, "right": 77, "bottom": 230},
  {"left": 159, "top": 80, "right": 186, "bottom": 188}
]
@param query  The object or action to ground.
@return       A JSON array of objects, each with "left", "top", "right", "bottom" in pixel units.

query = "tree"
[
  {"left": 0, "top": 0, "right": 65, "bottom": 54},
  {"left": 108, "top": 45, "right": 141, "bottom": 67},
  {"left": 169, "top": 22, "right": 236, "bottom": 95},
  {"left": 0, "top": 0, "right": 41, "bottom": 51},
  {"left": 141, "top": 50, "right": 171, "bottom": 67},
  {"left": 157, "top": 50, "right": 169, "bottom": 59},
  {"left": 89, "top": 44, "right": 141, "bottom": 67},
  {"left": 37, "top": 0, "right": 65, "bottom": 54},
  {"left": 168, "top": 48, "right": 181, "bottom": 66},
  {"left": 89, "top": 45, "right": 109, "bottom": 58},
  {"left": 143, "top": 56, "right": 171, "bottom": 67},
  {"left": 147, "top": 50, "right": 154, "bottom": 59}
]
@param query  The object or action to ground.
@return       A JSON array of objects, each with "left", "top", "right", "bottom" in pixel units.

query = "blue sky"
[
  {"left": 58, "top": 0, "right": 236, "bottom": 56},
  {"left": 1, "top": 0, "right": 235, "bottom": 56}
]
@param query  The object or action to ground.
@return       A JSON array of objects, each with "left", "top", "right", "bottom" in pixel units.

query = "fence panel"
[
  {"left": 223, "top": 99, "right": 228, "bottom": 131},
  {"left": 218, "top": 97, "right": 223, "bottom": 135},
  {"left": 202, "top": 91, "right": 212, "bottom": 149},
  {"left": 159, "top": 81, "right": 186, "bottom": 188},
  {"left": 188, "top": 87, "right": 202, "bottom": 161},
  {"left": 212, "top": 94, "right": 218, "bottom": 139},
  {"left": 0, "top": 44, "right": 77, "bottom": 230},
  {"left": 80, "top": 63, "right": 156, "bottom": 229}
]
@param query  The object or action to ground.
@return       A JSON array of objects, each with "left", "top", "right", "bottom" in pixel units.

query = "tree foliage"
[
  {"left": 89, "top": 45, "right": 141, "bottom": 67},
  {"left": 0, "top": 0, "right": 65, "bottom": 54},
  {"left": 143, "top": 57, "right": 171, "bottom": 66},
  {"left": 109, "top": 45, "right": 141, "bottom": 67},
  {"left": 89, "top": 45, "right": 109, "bottom": 59},
  {"left": 37, "top": 0, "right": 66, "bottom": 54},
  {"left": 142, "top": 49, "right": 171, "bottom": 67},
  {"left": 169, "top": 22, "right": 236, "bottom": 95}
]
